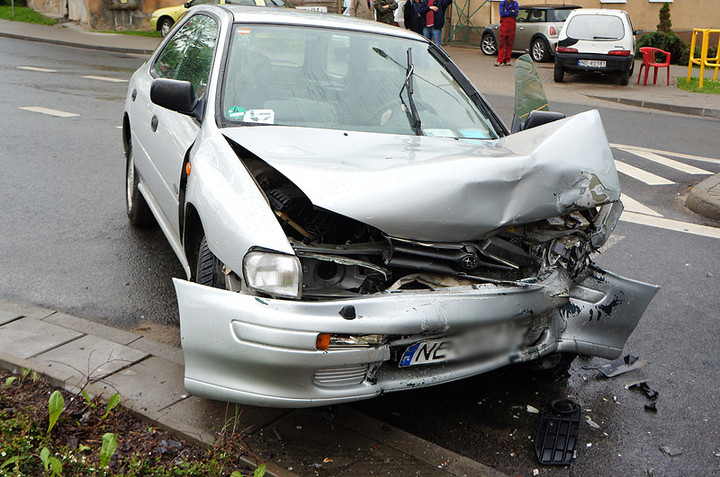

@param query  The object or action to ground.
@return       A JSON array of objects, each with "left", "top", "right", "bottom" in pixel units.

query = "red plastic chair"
[{"left": 638, "top": 47, "right": 671, "bottom": 85}]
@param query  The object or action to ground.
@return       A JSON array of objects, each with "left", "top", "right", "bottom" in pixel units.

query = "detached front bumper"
[{"left": 175, "top": 266, "right": 657, "bottom": 407}]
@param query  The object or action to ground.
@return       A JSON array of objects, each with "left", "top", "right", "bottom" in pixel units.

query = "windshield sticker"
[
  {"left": 459, "top": 129, "right": 490, "bottom": 139},
  {"left": 236, "top": 28, "right": 251, "bottom": 35},
  {"left": 424, "top": 129, "right": 455, "bottom": 138},
  {"left": 245, "top": 109, "right": 275, "bottom": 124},
  {"left": 226, "top": 106, "right": 246, "bottom": 120}
]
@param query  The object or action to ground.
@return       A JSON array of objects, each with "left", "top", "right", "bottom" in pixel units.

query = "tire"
[
  {"left": 481, "top": 33, "right": 497, "bottom": 56},
  {"left": 125, "top": 148, "right": 155, "bottom": 227},
  {"left": 530, "top": 37, "right": 551, "bottom": 63},
  {"left": 524, "top": 353, "right": 577, "bottom": 382},
  {"left": 553, "top": 64, "right": 564, "bottom": 83},
  {"left": 196, "top": 236, "right": 226, "bottom": 289},
  {"left": 619, "top": 68, "right": 630, "bottom": 85},
  {"left": 159, "top": 17, "right": 174, "bottom": 37}
]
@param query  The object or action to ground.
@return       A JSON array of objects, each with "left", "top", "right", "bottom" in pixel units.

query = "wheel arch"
[
  {"left": 157, "top": 15, "right": 174, "bottom": 31},
  {"left": 183, "top": 202, "right": 205, "bottom": 281},
  {"left": 122, "top": 113, "right": 131, "bottom": 159}
]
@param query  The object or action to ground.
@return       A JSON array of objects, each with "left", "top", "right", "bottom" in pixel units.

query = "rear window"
[
  {"left": 551, "top": 8, "right": 576, "bottom": 23},
  {"left": 565, "top": 14, "right": 624, "bottom": 40}
]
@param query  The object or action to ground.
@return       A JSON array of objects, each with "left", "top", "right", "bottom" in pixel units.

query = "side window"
[
  {"left": 153, "top": 14, "right": 219, "bottom": 100},
  {"left": 516, "top": 9, "right": 530, "bottom": 23},
  {"left": 529, "top": 10, "right": 545, "bottom": 22}
]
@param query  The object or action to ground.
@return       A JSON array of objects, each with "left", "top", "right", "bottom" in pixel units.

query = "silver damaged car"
[{"left": 123, "top": 5, "right": 658, "bottom": 407}]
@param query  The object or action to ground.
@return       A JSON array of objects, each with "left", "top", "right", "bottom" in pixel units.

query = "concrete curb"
[
  {"left": 0, "top": 30, "right": 156, "bottom": 55},
  {"left": 687, "top": 173, "right": 720, "bottom": 220},
  {"left": 586, "top": 94, "right": 720, "bottom": 120}
]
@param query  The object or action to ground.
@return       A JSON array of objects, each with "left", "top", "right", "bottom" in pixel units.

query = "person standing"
[
  {"left": 413, "top": 0, "right": 452, "bottom": 46},
  {"left": 403, "top": 0, "right": 423, "bottom": 35},
  {"left": 349, "top": 0, "right": 374, "bottom": 20},
  {"left": 374, "top": 0, "right": 398, "bottom": 25},
  {"left": 495, "top": 0, "right": 518, "bottom": 66}
]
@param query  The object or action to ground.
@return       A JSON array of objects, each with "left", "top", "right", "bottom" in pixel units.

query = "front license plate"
[
  {"left": 578, "top": 59, "right": 606, "bottom": 68},
  {"left": 399, "top": 338, "right": 455, "bottom": 368},
  {"left": 398, "top": 323, "right": 524, "bottom": 368}
]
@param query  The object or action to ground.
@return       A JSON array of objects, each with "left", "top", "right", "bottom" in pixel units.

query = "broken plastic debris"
[
  {"left": 535, "top": 399, "right": 580, "bottom": 466},
  {"left": 644, "top": 402, "right": 658, "bottom": 413},
  {"left": 533, "top": 469, "right": 540, "bottom": 476},
  {"left": 598, "top": 355, "right": 647, "bottom": 378},
  {"left": 585, "top": 416, "right": 600, "bottom": 429},
  {"left": 659, "top": 446, "right": 682, "bottom": 457},
  {"left": 626, "top": 380, "right": 659, "bottom": 400},
  {"left": 527, "top": 405, "right": 540, "bottom": 414},
  {"left": 323, "top": 458, "right": 333, "bottom": 463}
]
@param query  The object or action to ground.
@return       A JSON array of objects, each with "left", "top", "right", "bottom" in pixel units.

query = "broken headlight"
[{"left": 243, "top": 251, "right": 302, "bottom": 299}]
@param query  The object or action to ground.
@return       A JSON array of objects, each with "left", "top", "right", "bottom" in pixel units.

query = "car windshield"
[
  {"left": 220, "top": 24, "right": 499, "bottom": 139},
  {"left": 565, "top": 14, "right": 624, "bottom": 40}
]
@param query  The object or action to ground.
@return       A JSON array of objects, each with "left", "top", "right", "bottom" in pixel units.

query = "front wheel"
[
  {"left": 159, "top": 18, "right": 174, "bottom": 37},
  {"left": 554, "top": 64, "right": 564, "bottom": 83},
  {"left": 481, "top": 33, "right": 497, "bottom": 56},
  {"left": 530, "top": 38, "right": 551, "bottom": 62},
  {"left": 126, "top": 148, "right": 155, "bottom": 227},
  {"left": 196, "top": 236, "right": 227, "bottom": 289}
]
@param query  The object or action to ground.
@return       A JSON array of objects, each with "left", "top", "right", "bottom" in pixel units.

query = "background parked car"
[
  {"left": 150, "top": 0, "right": 294, "bottom": 36},
  {"left": 554, "top": 9, "right": 641, "bottom": 85},
  {"left": 481, "top": 4, "right": 580, "bottom": 62}
]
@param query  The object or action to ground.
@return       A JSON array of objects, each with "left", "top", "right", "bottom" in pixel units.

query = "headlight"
[
  {"left": 243, "top": 251, "right": 302, "bottom": 299},
  {"left": 590, "top": 200, "right": 624, "bottom": 248}
]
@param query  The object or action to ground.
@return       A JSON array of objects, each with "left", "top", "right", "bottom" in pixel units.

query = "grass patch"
[
  {"left": 677, "top": 76, "right": 720, "bottom": 95},
  {"left": 0, "top": 6, "right": 56, "bottom": 24},
  {"left": 96, "top": 29, "right": 162, "bottom": 38}
]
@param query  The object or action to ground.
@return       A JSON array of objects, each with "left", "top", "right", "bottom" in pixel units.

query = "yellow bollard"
[{"left": 687, "top": 28, "right": 720, "bottom": 90}]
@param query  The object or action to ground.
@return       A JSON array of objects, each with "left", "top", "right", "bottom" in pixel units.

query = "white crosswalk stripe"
[
  {"left": 621, "top": 194, "right": 662, "bottom": 217},
  {"left": 81, "top": 75, "right": 128, "bottom": 83},
  {"left": 614, "top": 160, "right": 675, "bottom": 185},
  {"left": 613, "top": 145, "right": 712, "bottom": 175},
  {"left": 611, "top": 143, "right": 720, "bottom": 166},
  {"left": 17, "top": 66, "right": 57, "bottom": 73},
  {"left": 18, "top": 106, "right": 79, "bottom": 118},
  {"left": 620, "top": 212, "right": 720, "bottom": 240}
]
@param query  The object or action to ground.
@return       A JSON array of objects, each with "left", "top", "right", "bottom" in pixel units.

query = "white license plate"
[
  {"left": 578, "top": 59, "right": 606, "bottom": 68},
  {"left": 398, "top": 323, "right": 523, "bottom": 368}
]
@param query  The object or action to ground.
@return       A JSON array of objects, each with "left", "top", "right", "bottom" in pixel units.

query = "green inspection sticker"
[{"left": 226, "top": 106, "right": 246, "bottom": 119}]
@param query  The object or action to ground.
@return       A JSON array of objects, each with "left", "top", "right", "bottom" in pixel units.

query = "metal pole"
[{"left": 11, "top": 0, "right": 15, "bottom": 17}]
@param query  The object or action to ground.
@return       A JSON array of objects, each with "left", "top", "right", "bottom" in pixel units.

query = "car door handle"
[{"left": 151, "top": 115, "right": 159, "bottom": 132}]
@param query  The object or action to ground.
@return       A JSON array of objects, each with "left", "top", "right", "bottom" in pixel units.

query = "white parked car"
[
  {"left": 123, "top": 5, "right": 658, "bottom": 407},
  {"left": 554, "top": 9, "right": 641, "bottom": 85}
]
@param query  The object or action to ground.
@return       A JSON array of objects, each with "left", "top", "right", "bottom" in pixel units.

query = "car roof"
[
  {"left": 211, "top": 4, "right": 422, "bottom": 39},
  {"left": 566, "top": 8, "right": 627, "bottom": 16}
]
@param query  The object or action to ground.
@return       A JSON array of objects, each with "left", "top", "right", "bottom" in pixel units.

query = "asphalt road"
[{"left": 2, "top": 37, "right": 720, "bottom": 476}]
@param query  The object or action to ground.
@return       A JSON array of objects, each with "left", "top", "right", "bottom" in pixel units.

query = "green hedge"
[
  {"left": 0, "top": 0, "right": 27, "bottom": 5},
  {"left": 636, "top": 31, "right": 689, "bottom": 65}
]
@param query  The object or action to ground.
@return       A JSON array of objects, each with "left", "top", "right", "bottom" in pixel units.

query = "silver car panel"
[
  {"left": 174, "top": 265, "right": 657, "bottom": 407},
  {"left": 221, "top": 109, "right": 618, "bottom": 242}
]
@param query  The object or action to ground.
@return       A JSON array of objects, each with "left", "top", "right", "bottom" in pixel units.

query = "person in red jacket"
[{"left": 495, "top": 0, "right": 518, "bottom": 66}]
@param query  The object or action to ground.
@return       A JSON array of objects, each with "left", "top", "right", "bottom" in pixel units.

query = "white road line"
[
  {"left": 82, "top": 75, "right": 128, "bottom": 83},
  {"left": 18, "top": 106, "right": 79, "bottom": 118},
  {"left": 614, "top": 160, "right": 675, "bottom": 185},
  {"left": 611, "top": 143, "right": 720, "bottom": 166},
  {"left": 621, "top": 194, "right": 663, "bottom": 217},
  {"left": 614, "top": 145, "right": 712, "bottom": 175},
  {"left": 17, "top": 66, "right": 57, "bottom": 73},
  {"left": 620, "top": 211, "right": 720, "bottom": 240}
]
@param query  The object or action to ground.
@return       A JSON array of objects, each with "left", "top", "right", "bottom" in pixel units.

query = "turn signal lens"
[
  {"left": 185, "top": 162, "right": 191, "bottom": 175},
  {"left": 557, "top": 47, "right": 578, "bottom": 53},
  {"left": 316, "top": 333, "right": 331, "bottom": 351},
  {"left": 609, "top": 49, "right": 631, "bottom": 56},
  {"left": 549, "top": 26, "right": 557, "bottom": 36}
]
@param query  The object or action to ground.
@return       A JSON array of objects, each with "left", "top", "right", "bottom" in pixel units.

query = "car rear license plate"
[{"left": 578, "top": 59, "right": 606, "bottom": 68}]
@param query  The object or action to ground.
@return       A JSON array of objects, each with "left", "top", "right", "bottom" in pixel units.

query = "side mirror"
[
  {"left": 150, "top": 78, "right": 198, "bottom": 117},
  {"left": 633, "top": 30, "right": 644, "bottom": 36},
  {"left": 521, "top": 110, "right": 565, "bottom": 131},
  {"left": 184, "top": 1, "right": 191, "bottom": 7}
]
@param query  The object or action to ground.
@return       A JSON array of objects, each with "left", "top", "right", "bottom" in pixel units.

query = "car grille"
[{"left": 313, "top": 365, "right": 369, "bottom": 387}]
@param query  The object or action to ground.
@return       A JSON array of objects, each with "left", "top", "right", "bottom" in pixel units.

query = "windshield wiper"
[{"left": 399, "top": 48, "right": 422, "bottom": 136}]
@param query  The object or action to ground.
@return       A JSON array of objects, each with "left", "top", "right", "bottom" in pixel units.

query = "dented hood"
[{"left": 221, "top": 109, "right": 619, "bottom": 242}]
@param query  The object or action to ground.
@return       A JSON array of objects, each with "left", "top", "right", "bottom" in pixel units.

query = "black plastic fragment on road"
[
  {"left": 645, "top": 401, "right": 658, "bottom": 413},
  {"left": 535, "top": 399, "right": 581, "bottom": 466},
  {"left": 598, "top": 354, "right": 646, "bottom": 377},
  {"left": 628, "top": 381, "right": 659, "bottom": 400}
]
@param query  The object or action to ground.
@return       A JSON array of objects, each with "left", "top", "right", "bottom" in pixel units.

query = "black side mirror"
[
  {"left": 184, "top": 1, "right": 191, "bottom": 7},
  {"left": 521, "top": 110, "right": 565, "bottom": 131},
  {"left": 633, "top": 30, "right": 644, "bottom": 36},
  {"left": 150, "top": 78, "right": 198, "bottom": 117}
]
